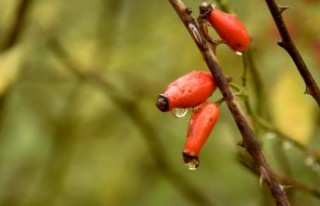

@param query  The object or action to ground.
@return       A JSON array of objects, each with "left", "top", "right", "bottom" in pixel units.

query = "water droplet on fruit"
[
  {"left": 183, "top": 153, "right": 199, "bottom": 170},
  {"left": 185, "top": 159, "right": 199, "bottom": 171},
  {"left": 171, "top": 108, "right": 188, "bottom": 118},
  {"left": 235, "top": 51, "right": 243, "bottom": 56}
]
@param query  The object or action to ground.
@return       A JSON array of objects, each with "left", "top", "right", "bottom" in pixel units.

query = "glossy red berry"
[
  {"left": 183, "top": 102, "right": 220, "bottom": 169},
  {"left": 156, "top": 71, "right": 217, "bottom": 112},
  {"left": 200, "top": 3, "right": 250, "bottom": 52}
]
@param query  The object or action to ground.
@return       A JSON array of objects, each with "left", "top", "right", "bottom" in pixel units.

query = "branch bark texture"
[
  {"left": 168, "top": 0, "right": 290, "bottom": 205},
  {"left": 264, "top": 0, "right": 320, "bottom": 106}
]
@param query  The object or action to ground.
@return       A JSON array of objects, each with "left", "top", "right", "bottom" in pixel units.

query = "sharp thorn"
[
  {"left": 186, "top": 7, "right": 192, "bottom": 14},
  {"left": 277, "top": 41, "right": 285, "bottom": 48},
  {"left": 259, "top": 166, "right": 271, "bottom": 187},
  {"left": 259, "top": 173, "right": 264, "bottom": 188},
  {"left": 278, "top": 5, "right": 290, "bottom": 14},
  {"left": 237, "top": 141, "right": 245, "bottom": 148},
  {"left": 304, "top": 86, "right": 312, "bottom": 95},
  {"left": 280, "top": 184, "right": 294, "bottom": 191},
  {"left": 226, "top": 76, "right": 233, "bottom": 83}
]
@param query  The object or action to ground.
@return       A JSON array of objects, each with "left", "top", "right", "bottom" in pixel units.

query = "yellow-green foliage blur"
[{"left": 0, "top": 0, "right": 319, "bottom": 205}]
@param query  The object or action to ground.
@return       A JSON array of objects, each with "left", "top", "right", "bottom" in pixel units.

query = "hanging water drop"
[
  {"left": 171, "top": 108, "right": 188, "bottom": 118},
  {"left": 185, "top": 159, "right": 200, "bottom": 171},
  {"left": 183, "top": 153, "right": 200, "bottom": 171},
  {"left": 235, "top": 51, "right": 243, "bottom": 56}
]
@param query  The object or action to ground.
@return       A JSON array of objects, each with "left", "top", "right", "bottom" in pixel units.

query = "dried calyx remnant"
[
  {"left": 156, "top": 94, "right": 169, "bottom": 112},
  {"left": 199, "top": 2, "right": 213, "bottom": 18},
  {"left": 183, "top": 152, "right": 200, "bottom": 170}
]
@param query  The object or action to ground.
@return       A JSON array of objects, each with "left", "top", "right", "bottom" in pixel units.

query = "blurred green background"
[{"left": 0, "top": 0, "right": 319, "bottom": 205}]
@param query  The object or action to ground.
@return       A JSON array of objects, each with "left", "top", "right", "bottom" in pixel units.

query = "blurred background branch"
[
  {"left": 0, "top": 0, "right": 319, "bottom": 205},
  {"left": 0, "top": 0, "right": 33, "bottom": 51},
  {"left": 47, "top": 39, "right": 215, "bottom": 206}
]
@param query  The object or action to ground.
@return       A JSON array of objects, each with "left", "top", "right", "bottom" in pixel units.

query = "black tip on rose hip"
[
  {"left": 199, "top": 2, "right": 213, "bottom": 18},
  {"left": 156, "top": 94, "right": 169, "bottom": 112}
]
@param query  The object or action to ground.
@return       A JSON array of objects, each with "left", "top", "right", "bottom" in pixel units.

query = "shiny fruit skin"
[
  {"left": 156, "top": 71, "right": 216, "bottom": 112},
  {"left": 208, "top": 8, "right": 250, "bottom": 52},
  {"left": 183, "top": 102, "right": 220, "bottom": 158}
]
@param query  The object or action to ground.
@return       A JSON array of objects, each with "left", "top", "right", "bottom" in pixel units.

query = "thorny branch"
[
  {"left": 237, "top": 51, "right": 320, "bottom": 169},
  {"left": 238, "top": 154, "right": 320, "bottom": 199},
  {"left": 168, "top": 0, "right": 290, "bottom": 205},
  {"left": 239, "top": 44, "right": 320, "bottom": 171},
  {"left": 238, "top": 58, "right": 320, "bottom": 200},
  {"left": 237, "top": 25, "right": 320, "bottom": 201},
  {"left": 215, "top": 0, "right": 320, "bottom": 196},
  {"left": 264, "top": 0, "right": 320, "bottom": 106}
]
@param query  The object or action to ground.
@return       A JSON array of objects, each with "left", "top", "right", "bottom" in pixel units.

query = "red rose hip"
[
  {"left": 200, "top": 3, "right": 250, "bottom": 52},
  {"left": 183, "top": 102, "right": 220, "bottom": 169},
  {"left": 156, "top": 70, "right": 217, "bottom": 112}
]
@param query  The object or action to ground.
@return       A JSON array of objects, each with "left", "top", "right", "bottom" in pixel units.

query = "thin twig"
[
  {"left": 244, "top": 51, "right": 270, "bottom": 118},
  {"left": 264, "top": 0, "right": 320, "bottom": 106},
  {"left": 168, "top": 0, "right": 290, "bottom": 205},
  {"left": 238, "top": 153, "right": 320, "bottom": 199},
  {"left": 241, "top": 48, "right": 296, "bottom": 202},
  {"left": 241, "top": 54, "right": 254, "bottom": 117},
  {"left": 241, "top": 49, "right": 294, "bottom": 177},
  {"left": 255, "top": 116, "right": 320, "bottom": 164},
  {"left": 237, "top": 55, "right": 320, "bottom": 167}
]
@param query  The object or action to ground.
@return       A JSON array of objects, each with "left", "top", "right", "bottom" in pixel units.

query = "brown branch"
[
  {"left": 0, "top": 0, "right": 33, "bottom": 51},
  {"left": 215, "top": 0, "right": 319, "bottom": 200},
  {"left": 238, "top": 153, "right": 320, "bottom": 200},
  {"left": 241, "top": 50, "right": 298, "bottom": 202},
  {"left": 240, "top": 46, "right": 320, "bottom": 180},
  {"left": 264, "top": 0, "right": 320, "bottom": 106},
  {"left": 168, "top": 0, "right": 290, "bottom": 205}
]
